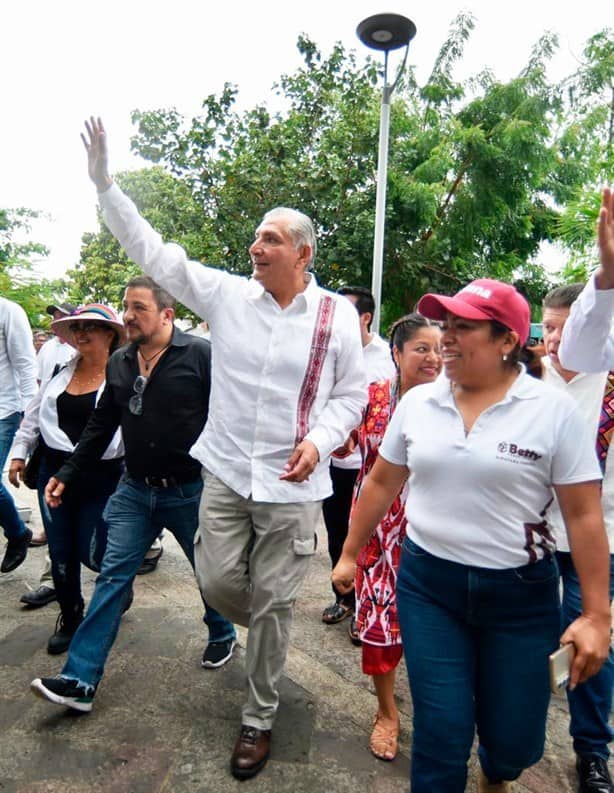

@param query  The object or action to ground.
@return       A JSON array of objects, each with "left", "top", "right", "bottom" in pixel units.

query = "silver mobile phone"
[{"left": 549, "top": 643, "right": 576, "bottom": 694}]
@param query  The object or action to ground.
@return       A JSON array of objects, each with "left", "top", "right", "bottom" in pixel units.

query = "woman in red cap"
[
  {"left": 333, "top": 279, "right": 610, "bottom": 792},
  {"left": 10, "top": 304, "right": 125, "bottom": 656}
]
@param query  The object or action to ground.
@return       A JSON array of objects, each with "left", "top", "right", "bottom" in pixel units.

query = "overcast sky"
[{"left": 1, "top": 0, "right": 609, "bottom": 280}]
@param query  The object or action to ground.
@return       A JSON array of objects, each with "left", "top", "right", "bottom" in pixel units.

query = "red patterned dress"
[{"left": 353, "top": 379, "right": 406, "bottom": 673}]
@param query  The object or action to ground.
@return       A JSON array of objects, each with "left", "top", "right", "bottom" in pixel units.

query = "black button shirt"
[{"left": 56, "top": 327, "right": 211, "bottom": 484}]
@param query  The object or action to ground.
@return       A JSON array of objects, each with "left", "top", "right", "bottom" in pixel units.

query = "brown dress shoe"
[{"left": 230, "top": 725, "right": 272, "bottom": 780}]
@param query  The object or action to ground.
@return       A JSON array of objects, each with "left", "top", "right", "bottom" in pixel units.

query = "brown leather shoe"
[{"left": 230, "top": 725, "right": 272, "bottom": 780}]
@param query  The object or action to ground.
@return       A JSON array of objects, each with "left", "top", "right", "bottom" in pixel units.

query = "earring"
[{"left": 502, "top": 353, "right": 508, "bottom": 362}]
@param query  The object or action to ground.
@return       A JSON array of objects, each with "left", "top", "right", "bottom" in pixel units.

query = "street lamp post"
[{"left": 357, "top": 13, "right": 416, "bottom": 334}]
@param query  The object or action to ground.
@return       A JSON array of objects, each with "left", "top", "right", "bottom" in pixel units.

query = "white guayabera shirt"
[{"left": 100, "top": 184, "right": 366, "bottom": 503}]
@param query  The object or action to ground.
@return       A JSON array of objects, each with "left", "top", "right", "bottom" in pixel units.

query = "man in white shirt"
[
  {"left": 321, "top": 286, "right": 394, "bottom": 637},
  {"left": 78, "top": 117, "right": 366, "bottom": 780},
  {"left": 36, "top": 303, "right": 76, "bottom": 384},
  {"left": 559, "top": 187, "right": 614, "bottom": 372},
  {"left": 0, "top": 296, "right": 37, "bottom": 572},
  {"left": 543, "top": 283, "right": 614, "bottom": 793},
  {"left": 19, "top": 302, "right": 76, "bottom": 605}
]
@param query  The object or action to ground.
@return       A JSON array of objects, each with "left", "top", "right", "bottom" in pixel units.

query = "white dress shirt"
[
  {"left": 542, "top": 356, "right": 613, "bottom": 551},
  {"left": 37, "top": 335, "right": 75, "bottom": 383},
  {"left": 12, "top": 356, "right": 123, "bottom": 461},
  {"left": 559, "top": 274, "right": 614, "bottom": 372},
  {"left": 100, "top": 184, "right": 366, "bottom": 502},
  {"left": 0, "top": 296, "right": 37, "bottom": 419}
]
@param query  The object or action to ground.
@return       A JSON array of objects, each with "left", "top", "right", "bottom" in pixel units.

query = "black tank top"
[{"left": 57, "top": 390, "right": 97, "bottom": 446}]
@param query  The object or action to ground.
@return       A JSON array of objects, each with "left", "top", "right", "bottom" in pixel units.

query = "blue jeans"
[
  {"left": 397, "top": 537, "right": 561, "bottom": 792},
  {"left": 557, "top": 551, "right": 614, "bottom": 759},
  {"left": 38, "top": 453, "right": 121, "bottom": 616},
  {"left": 0, "top": 412, "right": 28, "bottom": 541},
  {"left": 61, "top": 475, "right": 236, "bottom": 689}
]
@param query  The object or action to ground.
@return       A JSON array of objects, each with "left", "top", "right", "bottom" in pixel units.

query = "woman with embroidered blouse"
[{"left": 349, "top": 314, "right": 441, "bottom": 762}]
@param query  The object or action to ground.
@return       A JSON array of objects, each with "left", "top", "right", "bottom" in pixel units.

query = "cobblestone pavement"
[{"left": 0, "top": 480, "right": 605, "bottom": 792}]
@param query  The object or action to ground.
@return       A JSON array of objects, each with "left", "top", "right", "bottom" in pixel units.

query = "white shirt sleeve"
[
  {"left": 11, "top": 389, "right": 42, "bottom": 459},
  {"left": 99, "top": 184, "right": 237, "bottom": 324},
  {"left": 378, "top": 394, "right": 412, "bottom": 467},
  {"left": 559, "top": 275, "right": 614, "bottom": 372}
]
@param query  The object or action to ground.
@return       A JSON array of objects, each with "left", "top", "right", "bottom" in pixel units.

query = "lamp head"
[{"left": 356, "top": 13, "right": 416, "bottom": 52}]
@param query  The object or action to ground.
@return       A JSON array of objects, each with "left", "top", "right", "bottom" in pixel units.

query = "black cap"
[{"left": 46, "top": 302, "right": 77, "bottom": 317}]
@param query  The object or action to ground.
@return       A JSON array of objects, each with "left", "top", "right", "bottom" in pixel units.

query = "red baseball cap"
[{"left": 417, "top": 279, "right": 530, "bottom": 345}]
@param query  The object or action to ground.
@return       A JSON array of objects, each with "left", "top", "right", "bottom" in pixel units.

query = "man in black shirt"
[{"left": 31, "top": 276, "right": 236, "bottom": 713}]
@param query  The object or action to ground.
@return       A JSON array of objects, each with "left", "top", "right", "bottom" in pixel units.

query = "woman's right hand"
[
  {"left": 561, "top": 612, "right": 612, "bottom": 688},
  {"left": 332, "top": 553, "right": 357, "bottom": 595},
  {"left": 8, "top": 459, "right": 25, "bottom": 487}
]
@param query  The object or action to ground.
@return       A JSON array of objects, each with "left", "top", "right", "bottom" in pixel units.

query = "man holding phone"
[{"left": 543, "top": 282, "right": 614, "bottom": 793}]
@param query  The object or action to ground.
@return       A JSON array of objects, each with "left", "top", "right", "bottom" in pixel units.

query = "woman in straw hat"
[{"left": 10, "top": 304, "right": 125, "bottom": 655}]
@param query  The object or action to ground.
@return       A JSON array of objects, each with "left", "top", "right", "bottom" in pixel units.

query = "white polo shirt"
[
  {"left": 100, "top": 184, "right": 366, "bottom": 503},
  {"left": 379, "top": 369, "right": 601, "bottom": 568},
  {"left": 542, "top": 357, "right": 613, "bottom": 552}
]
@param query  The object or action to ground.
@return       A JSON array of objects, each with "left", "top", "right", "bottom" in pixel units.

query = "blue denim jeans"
[
  {"left": 557, "top": 551, "right": 614, "bottom": 759},
  {"left": 397, "top": 537, "right": 561, "bottom": 792},
  {"left": 0, "top": 412, "right": 28, "bottom": 541},
  {"left": 61, "top": 475, "right": 236, "bottom": 689},
  {"left": 38, "top": 452, "right": 121, "bottom": 616}
]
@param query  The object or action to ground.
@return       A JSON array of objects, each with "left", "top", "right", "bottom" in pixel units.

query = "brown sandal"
[{"left": 369, "top": 712, "right": 400, "bottom": 761}]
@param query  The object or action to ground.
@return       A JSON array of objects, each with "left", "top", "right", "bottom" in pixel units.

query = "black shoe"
[
  {"left": 348, "top": 616, "right": 362, "bottom": 646},
  {"left": 121, "top": 586, "right": 134, "bottom": 614},
  {"left": 577, "top": 754, "right": 614, "bottom": 792},
  {"left": 1, "top": 529, "right": 32, "bottom": 573},
  {"left": 20, "top": 585, "right": 57, "bottom": 608},
  {"left": 47, "top": 611, "right": 83, "bottom": 655},
  {"left": 31, "top": 675, "right": 95, "bottom": 712},
  {"left": 202, "top": 638, "right": 236, "bottom": 669},
  {"left": 322, "top": 601, "right": 354, "bottom": 624},
  {"left": 136, "top": 546, "right": 163, "bottom": 575}
]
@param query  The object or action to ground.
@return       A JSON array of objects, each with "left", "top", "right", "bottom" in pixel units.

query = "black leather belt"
[{"left": 141, "top": 474, "right": 199, "bottom": 488}]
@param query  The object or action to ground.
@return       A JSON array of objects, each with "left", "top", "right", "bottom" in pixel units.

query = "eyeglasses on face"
[
  {"left": 128, "top": 374, "right": 148, "bottom": 416},
  {"left": 68, "top": 321, "right": 107, "bottom": 334}
]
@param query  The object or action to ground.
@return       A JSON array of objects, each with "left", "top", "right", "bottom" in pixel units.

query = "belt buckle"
[{"left": 145, "top": 475, "right": 168, "bottom": 488}]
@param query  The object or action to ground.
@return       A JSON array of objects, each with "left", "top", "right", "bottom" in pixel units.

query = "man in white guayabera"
[{"left": 49, "top": 118, "right": 365, "bottom": 781}]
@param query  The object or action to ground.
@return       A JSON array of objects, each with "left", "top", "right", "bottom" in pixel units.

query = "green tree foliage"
[
  {"left": 0, "top": 207, "right": 60, "bottom": 326},
  {"left": 554, "top": 30, "right": 614, "bottom": 281},
  {"left": 78, "top": 18, "right": 613, "bottom": 328},
  {"left": 67, "top": 167, "right": 217, "bottom": 320}
]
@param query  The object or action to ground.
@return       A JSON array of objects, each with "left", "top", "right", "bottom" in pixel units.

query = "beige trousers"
[{"left": 194, "top": 470, "right": 321, "bottom": 730}]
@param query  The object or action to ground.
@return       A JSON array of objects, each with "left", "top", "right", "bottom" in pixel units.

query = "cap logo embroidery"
[{"left": 462, "top": 284, "right": 492, "bottom": 299}]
